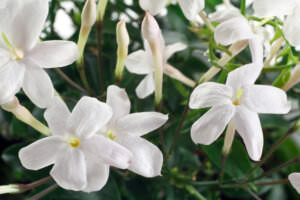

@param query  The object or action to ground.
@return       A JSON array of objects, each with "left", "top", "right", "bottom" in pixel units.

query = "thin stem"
[
  {"left": 156, "top": 103, "right": 167, "bottom": 156},
  {"left": 97, "top": 21, "right": 105, "bottom": 94},
  {"left": 255, "top": 179, "right": 289, "bottom": 187},
  {"left": 28, "top": 184, "right": 58, "bottom": 200},
  {"left": 54, "top": 68, "right": 89, "bottom": 95},
  {"left": 243, "top": 124, "right": 297, "bottom": 180},
  {"left": 77, "top": 60, "right": 93, "bottom": 94},
  {"left": 243, "top": 187, "right": 262, "bottom": 200},
  {"left": 198, "top": 11, "right": 215, "bottom": 32}
]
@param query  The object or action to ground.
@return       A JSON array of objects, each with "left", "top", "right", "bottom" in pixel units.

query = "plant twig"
[{"left": 28, "top": 184, "right": 58, "bottom": 200}]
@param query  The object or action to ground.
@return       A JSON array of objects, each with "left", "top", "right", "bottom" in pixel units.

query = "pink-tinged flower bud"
[
  {"left": 142, "top": 12, "right": 161, "bottom": 45},
  {"left": 82, "top": 0, "right": 97, "bottom": 28},
  {"left": 283, "top": 64, "right": 300, "bottom": 91}
]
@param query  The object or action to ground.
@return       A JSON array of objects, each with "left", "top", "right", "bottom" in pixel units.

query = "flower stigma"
[
  {"left": 68, "top": 137, "right": 80, "bottom": 147},
  {"left": 1, "top": 32, "right": 24, "bottom": 60},
  {"left": 107, "top": 130, "right": 116, "bottom": 140},
  {"left": 233, "top": 88, "right": 243, "bottom": 106}
]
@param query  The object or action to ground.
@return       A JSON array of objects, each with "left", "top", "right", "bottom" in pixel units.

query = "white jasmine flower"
[
  {"left": 289, "top": 173, "right": 300, "bottom": 194},
  {"left": 139, "top": 0, "right": 205, "bottom": 21},
  {"left": 19, "top": 97, "right": 133, "bottom": 192},
  {"left": 125, "top": 34, "right": 189, "bottom": 99},
  {"left": 189, "top": 63, "right": 290, "bottom": 161},
  {"left": 0, "top": 0, "right": 79, "bottom": 108},
  {"left": 99, "top": 85, "right": 168, "bottom": 177}
]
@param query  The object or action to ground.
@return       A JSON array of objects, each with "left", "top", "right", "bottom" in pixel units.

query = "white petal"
[
  {"left": 125, "top": 50, "right": 153, "bottom": 75},
  {"left": 116, "top": 112, "right": 168, "bottom": 137},
  {"left": 81, "top": 135, "right": 132, "bottom": 169},
  {"left": 139, "top": 0, "right": 168, "bottom": 16},
  {"left": 191, "top": 104, "right": 235, "bottom": 145},
  {"left": 28, "top": 41, "right": 79, "bottom": 68},
  {"left": 249, "top": 36, "right": 264, "bottom": 64},
  {"left": 22, "top": 65, "right": 54, "bottom": 108},
  {"left": 232, "top": 106, "right": 263, "bottom": 161},
  {"left": 44, "top": 96, "right": 71, "bottom": 137},
  {"left": 67, "top": 97, "right": 112, "bottom": 138},
  {"left": 178, "top": 0, "right": 205, "bottom": 21},
  {"left": 19, "top": 136, "right": 65, "bottom": 170},
  {"left": 214, "top": 17, "right": 254, "bottom": 46},
  {"left": 135, "top": 74, "right": 155, "bottom": 99},
  {"left": 189, "top": 82, "right": 233, "bottom": 109},
  {"left": 283, "top": 8, "right": 300, "bottom": 48},
  {"left": 106, "top": 85, "right": 130, "bottom": 125},
  {"left": 253, "top": 0, "right": 296, "bottom": 18},
  {"left": 164, "top": 42, "right": 187, "bottom": 60},
  {"left": 0, "top": 49, "right": 10, "bottom": 67},
  {"left": 7, "top": 0, "right": 49, "bottom": 50},
  {"left": 243, "top": 85, "right": 290, "bottom": 114},
  {"left": 50, "top": 149, "right": 87, "bottom": 191},
  {"left": 115, "top": 136, "right": 163, "bottom": 177},
  {"left": 226, "top": 63, "right": 262, "bottom": 92},
  {"left": 82, "top": 154, "right": 110, "bottom": 193},
  {"left": 209, "top": 3, "right": 242, "bottom": 23},
  {"left": 289, "top": 173, "right": 300, "bottom": 194},
  {"left": 0, "top": 61, "right": 25, "bottom": 105}
]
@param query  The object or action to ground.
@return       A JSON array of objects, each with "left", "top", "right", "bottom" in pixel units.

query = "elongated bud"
[
  {"left": 222, "top": 122, "right": 235, "bottom": 156},
  {"left": 82, "top": 0, "right": 97, "bottom": 28},
  {"left": 97, "top": 0, "right": 108, "bottom": 22},
  {"left": 0, "top": 185, "right": 22, "bottom": 194},
  {"left": 142, "top": 12, "right": 164, "bottom": 106},
  {"left": 115, "top": 19, "right": 130, "bottom": 81},
  {"left": 282, "top": 65, "right": 300, "bottom": 91}
]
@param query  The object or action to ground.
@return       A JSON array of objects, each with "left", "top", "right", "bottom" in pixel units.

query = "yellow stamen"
[
  {"left": 233, "top": 88, "right": 243, "bottom": 106},
  {"left": 107, "top": 130, "right": 116, "bottom": 140},
  {"left": 69, "top": 137, "right": 80, "bottom": 147}
]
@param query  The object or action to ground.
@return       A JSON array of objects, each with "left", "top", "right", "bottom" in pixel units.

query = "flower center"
[
  {"left": 68, "top": 137, "right": 80, "bottom": 148},
  {"left": 107, "top": 130, "right": 116, "bottom": 140},
  {"left": 232, "top": 88, "right": 243, "bottom": 106},
  {"left": 1, "top": 32, "right": 24, "bottom": 60}
]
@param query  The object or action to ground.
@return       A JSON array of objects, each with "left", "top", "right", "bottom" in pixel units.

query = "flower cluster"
[{"left": 1, "top": 0, "right": 300, "bottom": 198}]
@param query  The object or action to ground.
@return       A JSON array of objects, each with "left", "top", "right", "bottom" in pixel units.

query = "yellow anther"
[
  {"left": 107, "top": 130, "right": 116, "bottom": 140},
  {"left": 69, "top": 137, "right": 80, "bottom": 147},
  {"left": 233, "top": 88, "right": 243, "bottom": 106}
]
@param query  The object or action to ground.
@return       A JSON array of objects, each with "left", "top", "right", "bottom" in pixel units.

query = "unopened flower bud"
[
  {"left": 282, "top": 65, "right": 300, "bottom": 91},
  {"left": 0, "top": 185, "right": 22, "bottom": 194},
  {"left": 82, "top": 0, "right": 97, "bottom": 28},
  {"left": 97, "top": 0, "right": 108, "bottom": 22},
  {"left": 142, "top": 12, "right": 161, "bottom": 45}
]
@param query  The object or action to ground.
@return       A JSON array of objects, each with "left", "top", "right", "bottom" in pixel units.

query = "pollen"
[
  {"left": 107, "top": 130, "right": 116, "bottom": 140},
  {"left": 68, "top": 137, "right": 80, "bottom": 147}
]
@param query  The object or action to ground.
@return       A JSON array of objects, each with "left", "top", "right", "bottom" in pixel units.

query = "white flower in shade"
[
  {"left": 0, "top": 0, "right": 79, "bottom": 108},
  {"left": 289, "top": 173, "right": 300, "bottom": 194},
  {"left": 139, "top": 0, "right": 205, "bottom": 21},
  {"left": 189, "top": 63, "right": 290, "bottom": 161},
  {"left": 19, "top": 97, "right": 133, "bottom": 192},
  {"left": 253, "top": 0, "right": 300, "bottom": 48},
  {"left": 99, "top": 85, "right": 168, "bottom": 177},
  {"left": 125, "top": 36, "right": 188, "bottom": 99}
]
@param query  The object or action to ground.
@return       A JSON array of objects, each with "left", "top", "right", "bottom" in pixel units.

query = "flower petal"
[
  {"left": 226, "top": 63, "right": 262, "bottom": 92},
  {"left": 81, "top": 135, "right": 132, "bottom": 169},
  {"left": 135, "top": 74, "right": 155, "bottom": 99},
  {"left": 82, "top": 154, "right": 110, "bottom": 193},
  {"left": 139, "top": 0, "right": 168, "bottom": 16},
  {"left": 19, "top": 136, "right": 65, "bottom": 170},
  {"left": 253, "top": 0, "right": 296, "bottom": 18},
  {"left": 232, "top": 106, "right": 263, "bottom": 161},
  {"left": 178, "top": 0, "right": 205, "bottom": 21},
  {"left": 50, "top": 148, "right": 87, "bottom": 191},
  {"left": 116, "top": 112, "right": 168, "bottom": 137},
  {"left": 125, "top": 50, "right": 153, "bottom": 75},
  {"left": 189, "top": 82, "right": 233, "bottom": 109},
  {"left": 106, "top": 85, "right": 130, "bottom": 125},
  {"left": 0, "top": 61, "right": 25, "bottom": 105},
  {"left": 115, "top": 136, "right": 163, "bottom": 177},
  {"left": 214, "top": 17, "right": 254, "bottom": 46},
  {"left": 22, "top": 64, "right": 54, "bottom": 108},
  {"left": 243, "top": 85, "right": 290, "bottom": 114},
  {"left": 7, "top": 0, "right": 49, "bottom": 50},
  {"left": 28, "top": 41, "right": 79, "bottom": 68},
  {"left": 289, "top": 173, "right": 300, "bottom": 194},
  {"left": 191, "top": 104, "right": 235, "bottom": 145},
  {"left": 67, "top": 97, "right": 112, "bottom": 138},
  {"left": 209, "top": 3, "right": 242, "bottom": 23},
  {"left": 249, "top": 36, "right": 264, "bottom": 64},
  {"left": 44, "top": 96, "right": 71, "bottom": 137},
  {"left": 283, "top": 8, "right": 300, "bottom": 48},
  {"left": 165, "top": 42, "right": 187, "bottom": 60}
]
